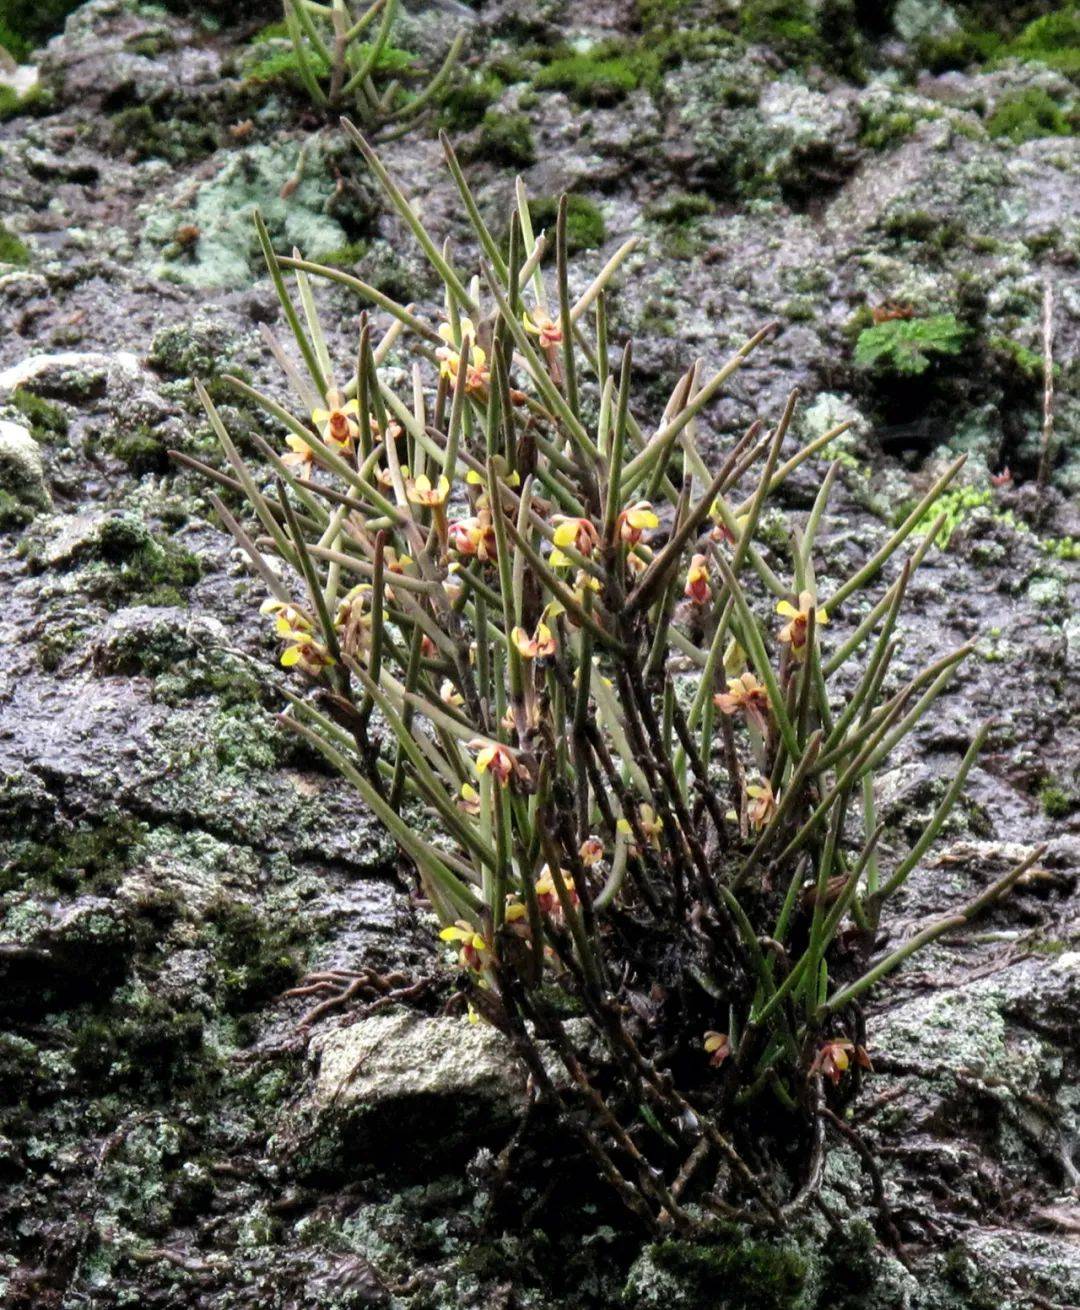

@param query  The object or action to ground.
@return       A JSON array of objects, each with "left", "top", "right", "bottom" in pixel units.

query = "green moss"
[
  {"left": 0, "top": 220, "right": 30, "bottom": 267},
  {"left": 472, "top": 110, "right": 536, "bottom": 167},
  {"left": 438, "top": 71, "right": 504, "bottom": 131},
  {"left": 316, "top": 238, "right": 369, "bottom": 268},
  {"left": 10, "top": 389, "right": 68, "bottom": 443},
  {"left": 527, "top": 195, "right": 606, "bottom": 253},
  {"left": 205, "top": 897, "right": 301, "bottom": 1018},
  {"left": 854, "top": 314, "right": 967, "bottom": 376},
  {"left": 645, "top": 192, "right": 714, "bottom": 223},
  {"left": 52, "top": 513, "right": 204, "bottom": 607},
  {"left": 638, "top": 1232, "right": 807, "bottom": 1309},
  {"left": 0, "top": 0, "right": 83, "bottom": 61},
  {"left": 987, "top": 87, "right": 1075, "bottom": 142},
  {"left": 533, "top": 46, "right": 645, "bottom": 105},
  {"left": 108, "top": 427, "right": 171, "bottom": 475},
  {"left": 910, "top": 485, "right": 996, "bottom": 546},
  {"left": 740, "top": 0, "right": 820, "bottom": 59},
  {"left": 858, "top": 107, "right": 920, "bottom": 150},
  {"left": 922, "top": 7, "right": 1080, "bottom": 74},
  {"left": 1, "top": 813, "right": 146, "bottom": 896},
  {"left": 245, "top": 44, "right": 331, "bottom": 87},
  {"left": 0, "top": 489, "right": 34, "bottom": 529},
  {"left": 1040, "top": 783, "right": 1073, "bottom": 818},
  {"left": 108, "top": 103, "right": 219, "bottom": 164},
  {"left": 1039, "top": 535, "right": 1080, "bottom": 560},
  {"left": 1008, "top": 7, "right": 1080, "bottom": 74},
  {"left": 72, "top": 994, "right": 206, "bottom": 1090},
  {"left": 0, "top": 81, "right": 49, "bottom": 121}
]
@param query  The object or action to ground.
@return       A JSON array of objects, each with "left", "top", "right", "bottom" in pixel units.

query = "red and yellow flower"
[
  {"left": 746, "top": 779, "right": 777, "bottom": 831},
  {"left": 616, "top": 501, "right": 659, "bottom": 546},
  {"left": 471, "top": 740, "right": 520, "bottom": 787},
  {"left": 439, "top": 920, "right": 487, "bottom": 971},
  {"left": 684, "top": 553, "right": 710, "bottom": 604},
  {"left": 714, "top": 672, "right": 770, "bottom": 736},
  {"left": 448, "top": 511, "right": 497, "bottom": 561},
  {"left": 437, "top": 317, "right": 490, "bottom": 394},
  {"left": 312, "top": 390, "right": 360, "bottom": 451},
  {"left": 534, "top": 865, "right": 580, "bottom": 920},
  {"left": 776, "top": 590, "right": 828, "bottom": 657},
  {"left": 704, "top": 1031, "right": 731, "bottom": 1067},
  {"left": 523, "top": 308, "right": 562, "bottom": 350},
  {"left": 810, "top": 1039, "right": 871, "bottom": 1086},
  {"left": 511, "top": 620, "right": 557, "bottom": 660}
]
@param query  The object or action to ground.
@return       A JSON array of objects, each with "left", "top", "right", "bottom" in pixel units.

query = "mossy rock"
[
  {"left": 533, "top": 45, "right": 647, "bottom": 106},
  {"left": 469, "top": 110, "right": 537, "bottom": 167},
  {"left": 0, "top": 0, "right": 83, "bottom": 61},
  {"left": 624, "top": 1231, "right": 809, "bottom": 1309},
  {"left": 525, "top": 195, "right": 607, "bottom": 254},
  {"left": 854, "top": 314, "right": 968, "bottom": 377},
  {"left": 0, "top": 221, "right": 30, "bottom": 267},
  {"left": 987, "top": 87, "right": 1075, "bottom": 143}
]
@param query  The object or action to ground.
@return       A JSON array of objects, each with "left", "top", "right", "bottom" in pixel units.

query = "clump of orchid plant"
[
  {"left": 176, "top": 124, "right": 1044, "bottom": 1238},
  {"left": 279, "top": 0, "right": 462, "bottom": 131}
]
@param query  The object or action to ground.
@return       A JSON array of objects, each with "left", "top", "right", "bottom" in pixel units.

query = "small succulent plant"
[
  {"left": 177, "top": 124, "right": 1042, "bottom": 1235},
  {"left": 279, "top": 0, "right": 462, "bottom": 132}
]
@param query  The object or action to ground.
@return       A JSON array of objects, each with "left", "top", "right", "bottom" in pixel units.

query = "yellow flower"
[
  {"left": 534, "top": 864, "right": 579, "bottom": 919},
  {"left": 810, "top": 1039, "right": 872, "bottom": 1086},
  {"left": 437, "top": 317, "right": 490, "bottom": 394},
  {"left": 311, "top": 390, "right": 360, "bottom": 451},
  {"left": 776, "top": 590, "right": 828, "bottom": 657},
  {"left": 465, "top": 455, "right": 519, "bottom": 488},
  {"left": 684, "top": 553, "right": 710, "bottom": 605},
  {"left": 457, "top": 783, "right": 481, "bottom": 816},
  {"left": 523, "top": 308, "right": 562, "bottom": 349},
  {"left": 617, "top": 804, "right": 663, "bottom": 852},
  {"left": 440, "top": 678, "right": 464, "bottom": 708},
  {"left": 334, "top": 585, "right": 373, "bottom": 659},
  {"left": 406, "top": 473, "right": 451, "bottom": 508},
  {"left": 745, "top": 779, "right": 777, "bottom": 831},
  {"left": 260, "top": 597, "right": 311, "bottom": 638},
  {"left": 439, "top": 920, "right": 487, "bottom": 970},
  {"left": 511, "top": 620, "right": 557, "bottom": 660},
  {"left": 552, "top": 516, "right": 601, "bottom": 559},
  {"left": 616, "top": 501, "right": 659, "bottom": 546},
  {"left": 579, "top": 837, "right": 604, "bottom": 867},
  {"left": 279, "top": 627, "right": 334, "bottom": 675},
  {"left": 282, "top": 433, "right": 316, "bottom": 471},
  {"left": 714, "top": 672, "right": 770, "bottom": 736},
  {"left": 471, "top": 740, "right": 519, "bottom": 787},
  {"left": 704, "top": 1031, "right": 731, "bottom": 1067}
]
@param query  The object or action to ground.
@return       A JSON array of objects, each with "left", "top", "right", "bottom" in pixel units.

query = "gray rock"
[
  {"left": 293, "top": 1008, "right": 526, "bottom": 1168},
  {"left": 0, "top": 350, "right": 139, "bottom": 402},
  {"left": 0, "top": 419, "right": 49, "bottom": 509}
]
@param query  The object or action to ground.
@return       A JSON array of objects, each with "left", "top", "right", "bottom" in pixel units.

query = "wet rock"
[
  {"left": 0, "top": 419, "right": 48, "bottom": 510},
  {"left": 140, "top": 135, "right": 380, "bottom": 289},
  {"left": 292, "top": 1008, "right": 526, "bottom": 1173},
  {"left": 91, "top": 605, "right": 227, "bottom": 677},
  {"left": 0, "top": 349, "right": 139, "bottom": 402}
]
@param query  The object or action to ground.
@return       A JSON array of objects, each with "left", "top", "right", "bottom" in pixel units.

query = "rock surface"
[{"left": 0, "top": 0, "right": 1077, "bottom": 1307}]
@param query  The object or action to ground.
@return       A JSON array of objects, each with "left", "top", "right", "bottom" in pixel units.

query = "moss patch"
[
  {"left": 533, "top": 45, "right": 647, "bottom": 106},
  {"left": 472, "top": 110, "right": 536, "bottom": 167},
  {"left": 0, "top": 220, "right": 30, "bottom": 267},
  {"left": 854, "top": 314, "right": 967, "bottom": 376},
  {"left": 987, "top": 87, "right": 1075, "bottom": 143},
  {"left": 0, "top": 0, "right": 83, "bottom": 61},
  {"left": 526, "top": 195, "right": 606, "bottom": 253},
  {"left": 10, "top": 389, "right": 68, "bottom": 443}
]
